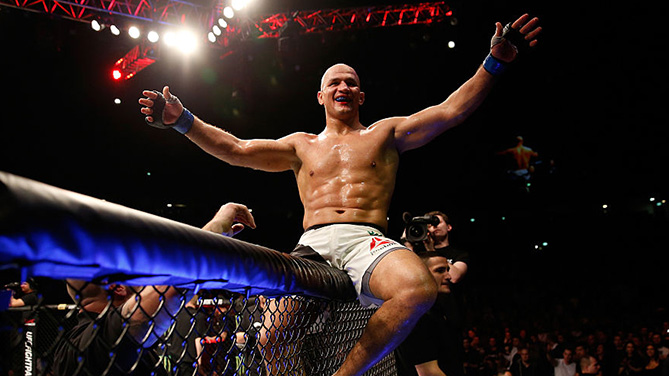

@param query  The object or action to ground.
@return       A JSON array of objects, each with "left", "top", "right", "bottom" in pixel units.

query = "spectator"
[
  {"left": 508, "top": 347, "right": 545, "bottom": 376},
  {"left": 641, "top": 345, "right": 662, "bottom": 376},
  {"left": 551, "top": 347, "right": 577, "bottom": 376},
  {"left": 618, "top": 341, "right": 644, "bottom": 376},
  {"left": 581, "top": 355, "right": 602, "bottom": 376}
]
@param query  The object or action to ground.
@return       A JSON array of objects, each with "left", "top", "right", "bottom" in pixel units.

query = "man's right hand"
[
  {"left": 139, "top": 86, "right": 183, "bottom": 125},
  {"left": 202, "top": 203, "right": 257, "bottom": 237}
]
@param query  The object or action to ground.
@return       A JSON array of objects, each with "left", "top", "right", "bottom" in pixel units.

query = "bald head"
[{"left": 320, "top": 63, "right": 360, "bottom": 91}]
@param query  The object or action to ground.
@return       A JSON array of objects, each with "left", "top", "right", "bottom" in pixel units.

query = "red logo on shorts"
[{"left": 370, "top": 237, "right": 392, "bottom": 251}]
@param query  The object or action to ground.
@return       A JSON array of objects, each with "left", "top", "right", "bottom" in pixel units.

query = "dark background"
[{"left": 1, "top": 0, "right": 667, "bottom": 327}]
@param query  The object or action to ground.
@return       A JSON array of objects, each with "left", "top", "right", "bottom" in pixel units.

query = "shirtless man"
[
  {"left": 497, "top": 135, "right": 539, "bottom": 179},
  {"left": 139, "top": 14, "right": 541, "bottom": 376}
]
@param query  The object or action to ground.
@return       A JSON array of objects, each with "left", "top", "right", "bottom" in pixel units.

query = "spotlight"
[
  {"left": 447, "top": 41, "right": 455, "bottom": 49},
  {"left": 223, "top": 6, "right": 234, "bottom": 19},
  {"left": 218, "top": 18, "right": 228, "bottom": 28},
  {"left": 128, "top": 26, "right": 141, "bottom": 39},
  {"left": 163, "top": 31, "right": 177, "bottom": 47},
  {"left": 164, "top": 29, "right": 199, "bottom": 54},
  {"left": 110, "top": 24, "right": 120, "bottom": 36},
  {"left": 112, "top": 69, "right": 122, "bottom": 80},
  {"left": 208, "top": 32, "right": 217, "bottom": 43},
  {"left": 147, "top": 30, "right": 160, "bottom": 43},
  {"left": 212, "top": 25, "right": 221, "bottom": 36},
  {"left": 231, "top": 0, "right": 248, "bottom": 11},
  {"left": 91, "top": 20, "right": 102, "bottom": 31}
]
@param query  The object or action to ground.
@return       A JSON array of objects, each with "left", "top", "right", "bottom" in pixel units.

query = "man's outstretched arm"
[
  {"left": 393, "top": 14, "right": 542, "bottom": 153},
  {"left": 139, "top": 87, "right": 300, "bottom": 172}
]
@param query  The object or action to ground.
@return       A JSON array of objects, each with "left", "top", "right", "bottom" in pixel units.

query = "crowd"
[{"left": 457, "top": 311, "right": 668, "bottom": 376}]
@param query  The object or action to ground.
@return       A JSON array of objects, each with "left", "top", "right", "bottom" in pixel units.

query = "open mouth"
[{"left": 335, "top": 96, "right": 350, "bottom": 103}]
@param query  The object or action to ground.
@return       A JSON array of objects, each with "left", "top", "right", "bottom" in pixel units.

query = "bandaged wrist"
[
  {"left": 173, "top": 108, "right": 194, "bottom": 134},
  {"left": 482, "top": 53, "right": 507, "bottom": 76}
]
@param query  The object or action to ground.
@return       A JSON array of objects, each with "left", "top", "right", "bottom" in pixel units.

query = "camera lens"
[{"left": 409, "top": 225, "right": 424, "bottom": 238}]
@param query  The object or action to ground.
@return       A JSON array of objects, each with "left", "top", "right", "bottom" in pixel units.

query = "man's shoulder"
[
  {"left": 280, "top": 131, "right": 318, "bottom": 144},
  {"left": 368, "top": 117, "right": 405, "bottom": 131}
]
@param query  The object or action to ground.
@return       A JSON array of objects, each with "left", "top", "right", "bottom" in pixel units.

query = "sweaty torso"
[
  {"left": 512, "top": 146, "right": 534, "bottom": 170},
  {"left": 292, "top": 122, "right": 399, "bottom": 231}
]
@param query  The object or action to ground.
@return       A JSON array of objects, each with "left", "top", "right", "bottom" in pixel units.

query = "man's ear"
[
  {"left": 317, "top": 90, "right": 324, "bottom": 105},
  {"left": 359, "top": 91, "right": 365, "bottom": 105}
]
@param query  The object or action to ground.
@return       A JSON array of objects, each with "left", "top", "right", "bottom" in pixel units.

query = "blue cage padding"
[{"left": 0, "top": 171, "right": 356, "bottom": 300}]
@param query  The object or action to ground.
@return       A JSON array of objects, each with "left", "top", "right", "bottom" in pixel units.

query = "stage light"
[
  {"left": 147, "top": 30, "right": 160, "bottom": 43},
  {"left": 128, "top": 26, "right": 141, "bottom": 39},
  {"left": 223, "top": 6, "right": 234, "bottom": 19},
  {"left": 164, "top": 31, "right": 177, "bottom": 47},
  {"left": 114, "top": 98, "right": 122, "bottom": 104},
  {"left": 110, "top": 24, "right": 120, "bottom": 36},
  {"left": 212, "top": 25, "right": 222, "bottom": 36},
  {"left": 112, "top": 69, "right": 122, "bottom": 80},
  {"left": 448, "top": 41, "right": 455, "bottom": 48},
  {"left": 231, "top": 0, "right": 249, "bottom": 11},
  {"left": 218, "top": 18, "right": 228, "bottom": 28},
  {"left": 208, "top": 32, "right": 217, "bottom": 43},
  {"left": 164, "top": 29, "right": 199, "bottom": 54},
  {"left": 91, "top": 20, "right": 102, "bottom": 31}
]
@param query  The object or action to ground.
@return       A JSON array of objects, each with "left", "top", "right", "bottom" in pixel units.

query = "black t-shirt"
[
  {"left": 395, "top": 301, "right": 464, "bottom": 376},
  {"left": 19, "top": 291, "right": 39, "bottom": 306},
  {"left": 435, "top": 245, "right": 469, "bottom": 328},
  {"left": 52, "top": 309, "right": 167, "bottom": 376},
  {"left": 434, "top": 245, "right": 470, "bottom": 266}
]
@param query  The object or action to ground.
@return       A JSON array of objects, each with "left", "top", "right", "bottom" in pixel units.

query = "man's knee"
[
  {"left": 401, "top": 273, "right": 438, "bottom": 315},
  {"left": 383, "top": 268, "right": 437, "bottom": 317}
]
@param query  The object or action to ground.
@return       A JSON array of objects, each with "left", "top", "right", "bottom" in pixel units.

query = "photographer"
[
  {"left": 402, "top": 211, "right": 469, "bottom": 283},
  {"left": 401, "top": 211, "right": 471, "bottom": 376},
  {"left": 7, "top": 279, "right": 39, "bottom": 308}
]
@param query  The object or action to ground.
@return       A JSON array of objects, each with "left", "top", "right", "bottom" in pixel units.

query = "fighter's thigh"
[{"left": 367, "top": 249, "right": 435, "bottom": 302}]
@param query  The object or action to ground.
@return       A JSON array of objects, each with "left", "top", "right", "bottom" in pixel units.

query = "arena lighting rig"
[{"left": 1, "top": 0, "right": 453, "bottom": 80}]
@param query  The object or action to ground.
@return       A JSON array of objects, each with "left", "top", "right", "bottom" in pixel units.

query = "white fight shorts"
[{"left": 290, "top": 223, "right": 407, "bottom": 308}]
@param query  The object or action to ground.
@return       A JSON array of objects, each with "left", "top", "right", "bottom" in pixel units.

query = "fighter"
[{"left": 139, "top": 13, "right": 541, "bottom": 376}]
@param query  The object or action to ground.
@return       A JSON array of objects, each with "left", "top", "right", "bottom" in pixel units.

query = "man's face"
[
  {"left": 563, "top": 349, "right": 573, "bottom": 363},
  {"left": 582, "top": 357, "right": 600, "bottom": 374},
  {"left": 20, "top": 281, "right": 31, "bottom": 293},
  {"left": 428, "top": 215, "right": 451, "bottom": 242},
  {"left": 425, "top": 256, "right": 452, "bottom": 294},
  {"left": 108, "top": 284, "right": 131, "bottom": 306},
  {"left": 318, "top": 64, "right": 364, "bottom": 118}
]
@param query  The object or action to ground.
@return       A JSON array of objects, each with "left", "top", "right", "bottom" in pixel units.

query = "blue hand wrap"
[
  {"left": 172, "top": 108, "right": 194, "bottom": 134},
  {"left": 482, "top": 53, "right": 507, "bottom": 76}
]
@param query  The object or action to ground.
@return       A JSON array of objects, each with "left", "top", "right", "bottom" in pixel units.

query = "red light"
[{"left": 112, "top": 69, "right": 122, "bottom": 80}]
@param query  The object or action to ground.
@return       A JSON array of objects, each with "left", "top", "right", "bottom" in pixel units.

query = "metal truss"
[
  {"left": 229, "top": 2, "right": 452, "bottom": 41},
  {"left": 0, "top": 0, "right": 217, "bottom": 26},
  {"left": 1, "top": 0, "right": 452, "bottom": 80}
]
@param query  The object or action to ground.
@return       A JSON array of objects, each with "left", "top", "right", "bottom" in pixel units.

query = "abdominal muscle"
[{"left": 299, "top": 170, "right": 395, "bottom": 231}]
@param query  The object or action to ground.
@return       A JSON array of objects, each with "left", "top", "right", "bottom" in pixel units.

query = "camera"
[
  {"left": 402, "top": 212, "right": 440, "bottom": 244},
  {"left": 3, "top": 282, "right": 21, "bottom": 293}
]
